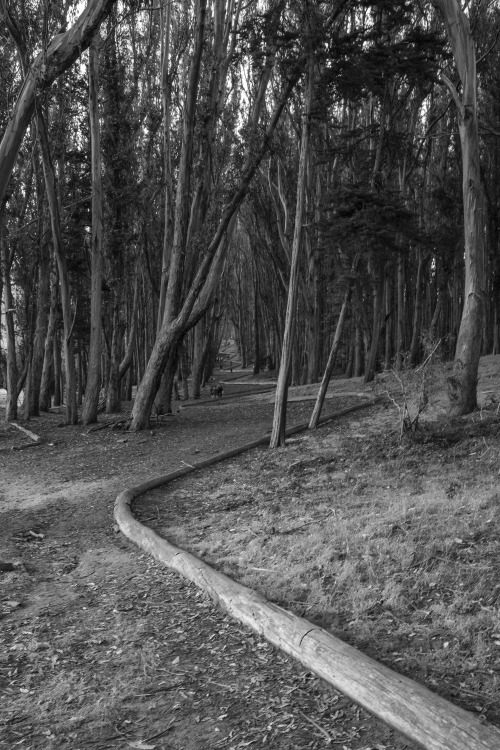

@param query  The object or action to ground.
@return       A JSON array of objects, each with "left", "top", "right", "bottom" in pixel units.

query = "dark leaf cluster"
[{"left": 325, "top": 184, "right": 422, "bottom": 258}]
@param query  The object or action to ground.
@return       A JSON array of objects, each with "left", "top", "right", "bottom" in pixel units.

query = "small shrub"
[{"left": 376, "top": 337, "right": 443, "bottom": 442}]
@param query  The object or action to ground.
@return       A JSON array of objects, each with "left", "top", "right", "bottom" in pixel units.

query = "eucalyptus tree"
[
  {"left": 431, "top": 0, "right": 484, "bottom": 415},
  {"left": 0, "top": 0, "right": 120, "bottom": 208},
  {"left": 0, "top": 0, "right": 120, "bottom": 422},
  {"left": 82, "top": 38, "right": 104, "bottom": 424},
  {"left": 129, "top": 0, "right": 305, "bottom": 430}
]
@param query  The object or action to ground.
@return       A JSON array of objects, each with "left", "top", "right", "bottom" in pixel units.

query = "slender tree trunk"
[
  {"left": 1, "top": 243, "right": 17, "bottom": 420},
  {"left": 409, "top": 250, "right": 428, "bottom": 367},
  {"left": 395, "top": 253, "right": 405, "bottom": 369},
  {"left": 353, "top": 324, "right": 363, "bottom": 377},
  {"left": 83, "top": 39, "right": 104, "bottom": 424},
  {"left": 37, "top": 110, "right": 78, "bottom": 424},
  {"left": 191, "top": 318, "right": 205, "bottom": 399},
  {"left": 118, "top": 269, "right": 140, "bottom": 384},
  {"left": 106, "top": 290, "right": 123, "bottom": 413},
  {"left": 270, "top": 56, "right": 313, "bottom": 448},
  {"left": 157, "top": 0, "right": 174, "bottom": 331},
  {"left": 53, "top": 332, "right": 62, "bottom": 407},
  {"left": 253, "top": 267, "right": 261, "bottom": 375},
  {"left": 364, "top": 263, "right": 385, "bottom": 383},
  {"left": 309, "top": 285, "right": 352, "bottom": 429},
  {"left": 384, "top": 271, "right": 392, "bottom": 369},
  {"left": 28, "top": 240, "right": 51, "bottom": 416}
]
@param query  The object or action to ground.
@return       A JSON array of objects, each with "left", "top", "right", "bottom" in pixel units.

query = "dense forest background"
[{"left": 0, "top": 0, "right": 499, "bottom": 431}]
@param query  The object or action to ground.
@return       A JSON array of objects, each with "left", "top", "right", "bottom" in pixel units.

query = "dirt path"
[{"left": 0, "top": 382, "right": 416, "bottom": 750}]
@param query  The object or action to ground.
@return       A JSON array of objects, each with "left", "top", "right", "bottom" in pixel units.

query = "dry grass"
[{"left": 145, "top": 406, "right": 500, "bottom": 723}]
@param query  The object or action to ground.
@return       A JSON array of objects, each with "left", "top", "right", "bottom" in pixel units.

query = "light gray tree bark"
[{"left": 431, "top": 0, "right": 484, "bottom": 414}]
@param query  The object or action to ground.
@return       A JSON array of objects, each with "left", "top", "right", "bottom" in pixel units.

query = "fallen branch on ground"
[
  {"left": 88, "top": 418, "right": 130, "bottom": 433},
  {"left": 11, "top": 422, "right": 41, "bottom": 442}
]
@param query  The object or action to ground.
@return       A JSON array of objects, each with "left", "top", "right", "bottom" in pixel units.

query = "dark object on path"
[
  {"left": 210, "top": 385, "right": 224, "bottom": 399},
  {"left": 0, "top": 561, "right": 16, "bottom": 572}
]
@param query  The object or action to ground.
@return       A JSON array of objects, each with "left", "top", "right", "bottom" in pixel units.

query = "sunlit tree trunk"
[
  {"left": 1, "top": 239, "right": 17, "bottom": 420},
  {"left": 432, "top": 0, "right": 484, "bottom": 414}
]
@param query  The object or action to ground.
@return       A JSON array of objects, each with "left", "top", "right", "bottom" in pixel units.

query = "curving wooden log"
[{"left": 114, "top": 404, "right": 500, "bottom": 750}]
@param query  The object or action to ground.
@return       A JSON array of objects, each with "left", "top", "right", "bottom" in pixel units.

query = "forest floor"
[{"left": 1, "top": 354, "right": 500, "bottom": 750}]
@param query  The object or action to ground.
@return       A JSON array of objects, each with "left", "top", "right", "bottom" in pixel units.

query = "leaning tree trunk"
[
  {"left": 82, "top": 39, "right": 104, "bottom": 425},
  {"left": 309, "top": 284, "right": 352, "bottom": 429},
  {"left": 270, "top": 56, "right": 313, "bottom": 448},
  {"left": 432, "top": 0, "right": 484, "bottom": 415},
  {"left": 0, "top": 0, "right": 119, "bottom": 209}
]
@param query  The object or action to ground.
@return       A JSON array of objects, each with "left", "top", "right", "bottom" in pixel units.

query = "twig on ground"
[
  {"left": 88, "top": 418, "right": 128, "bottom": 433},
  {"left": 279, "top": 511, "right": 335, "bottom": 535},
  {"left": 297, "top": 708, "right": 333, "bottom": 744},
  {"left": 144, "top": 718, "right": 176, "bottom": 742}
]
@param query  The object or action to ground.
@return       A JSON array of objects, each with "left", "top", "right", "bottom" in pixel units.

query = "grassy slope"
[{"left": 143, "top": 402, "right": 500, "bottom": 726}]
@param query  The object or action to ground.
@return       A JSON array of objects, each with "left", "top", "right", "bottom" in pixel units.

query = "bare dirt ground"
[{"left": 1, "top": 358, "right": 500, "bottom": 749}]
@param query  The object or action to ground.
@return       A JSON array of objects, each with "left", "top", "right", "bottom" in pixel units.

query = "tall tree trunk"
[
  {"left": 353, "top": 324, "right": 363, "bottom": 377},
  {"left": 432, "top": 0, "right": 484, "bottom": 415},
  {"left": 364, "top": 262, "right": 385, "bottom": 383},
  {"left": 395, "top": 253, "right": 405, "bottom": 370},
  {"left": 37, "top": 110, "right": 78, "bottom": 424},
  {"left": 270, "top": 56, "right": 313, "bottom": 448},
  {"left": 157, "top": 0, "right": 174, "bottom": 332},
  {"left": 83, "top": 39, "right": 104, "bottom": 424},
  {"left": 118, "top": 269, "right": 140, "bottom": 384},
  {"left": 1, "top": 242, "right": 17, "bottom": 420},
  {"left": 191, "top": 318, "right": 205, "bottom": 399},
  {"left": 253, "top": 266, "right": 261, "bottom": 375},
  {"left": 106, "top": 290, "right": 123, "bottom": 413},
  {"left": 409, "top": 250, "right": 428, "bottom": 367},
  {"left": 384, "top": 271, "right": 392, "bottom": 370},
  {"left": 53, "top": 331, "right": 62, "bottom": 407},
  {"left": 28, "top": 239, "right": 51, "bottom": 416}
]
